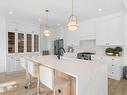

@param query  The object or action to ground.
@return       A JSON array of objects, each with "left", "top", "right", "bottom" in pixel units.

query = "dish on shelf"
[{"left": 106, "top": 53, "right": 114, "bottom": 56}]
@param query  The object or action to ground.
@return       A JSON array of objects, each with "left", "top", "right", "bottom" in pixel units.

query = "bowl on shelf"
[{"left": 106, "top": 53, "right": 114, "bottom": 56}]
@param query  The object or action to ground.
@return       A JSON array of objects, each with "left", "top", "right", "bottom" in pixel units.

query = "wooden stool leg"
[
  {"left": 53, "top": 90, "right": 55, "bottom": 95},
  {"left": 37, "top": 74, "right": 40, "bottom": 95}
]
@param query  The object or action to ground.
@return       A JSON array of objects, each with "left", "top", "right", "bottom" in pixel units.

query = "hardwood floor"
[
  {"left": 0, "top": 72, "right": 127, "bottom": 95},
  {"left": 0, "top": 72, "right": 52, "bottom": 95},
  {"left": 108, "top": 79, "right": 127, "bottom": 95}
]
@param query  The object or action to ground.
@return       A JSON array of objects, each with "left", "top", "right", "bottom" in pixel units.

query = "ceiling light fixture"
[
  {"left": 38, "top": 18, "right": 42, "bottom": 22},
  {"left": 43, "top": 10, "right": 51, "bottom": 37},
  {"left": 9, "top": 11, "right": 13, "bottom": 15},
  {"left": 67, "top": 0, "right": 78, "bottom": 32},
  {"left": 57, "top": 24, "right": 61, "bottom": 26},
  {"left": 98, "top": 8, "right": 102, "bottom": 11}
]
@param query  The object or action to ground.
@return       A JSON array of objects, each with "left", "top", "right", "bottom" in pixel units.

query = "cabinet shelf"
[
  {"left": 8, "top": 32, "right": 15, "bottom": 53},
  {"left": 8, "top": 32, "right": 39, "bottom": 53}
]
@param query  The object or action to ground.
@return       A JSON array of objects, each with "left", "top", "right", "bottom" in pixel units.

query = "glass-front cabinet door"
[
  {"left": 27, "top": 34, "right": 32, "bottom": 52},
  {"left": 34, "top": 35, "right": 39, "bottom": 52},
  {"left": 18, "top": 33, "right": 24, "bottom": 53},
  {"left": 8, "top": 32, "right": 15, "bottom": 53}
]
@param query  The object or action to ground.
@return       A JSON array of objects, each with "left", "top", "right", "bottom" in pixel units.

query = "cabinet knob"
[
  {"left": 112, "top": 72, "right": 114, "bottom": 74},
  {"left": 112, "top": 59, "right": 114, "bottom": 60},
  {"left": 112, "top": 65, "right": 114, "bottom": 66}
]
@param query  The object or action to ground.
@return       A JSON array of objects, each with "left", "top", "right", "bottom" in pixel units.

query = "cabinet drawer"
[
  {"left": 109, "top": 70, "right": 122, "bottom": 80},
  {"left": 109, "top": 67, "right": 122, "bottom": 76},
  {"left": 110, "top": 63, "right": 121, "bottom": 69},
  {"left": 112, "top": 59, "right": 122, "bottom": 64}
]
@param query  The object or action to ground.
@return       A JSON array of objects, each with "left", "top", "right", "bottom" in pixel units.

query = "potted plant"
[
  {"left": 105, "top": 48, "right": 114, "bottom": 56},
  {"left": 114, "top": 47, "right": 123, "bottom": 56}
]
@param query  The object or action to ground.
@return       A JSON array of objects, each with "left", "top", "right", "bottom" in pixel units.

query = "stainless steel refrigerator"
[{"left": 54, "top": 39, "right": 64, "bottom": 55}]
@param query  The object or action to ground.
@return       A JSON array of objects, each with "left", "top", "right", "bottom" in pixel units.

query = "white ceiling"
[
  {"left": 123, "top": 0, "right": 127, "bottom": 8},
  {"left": 0, "top": 0, "right": 126, "bottom": 27}
]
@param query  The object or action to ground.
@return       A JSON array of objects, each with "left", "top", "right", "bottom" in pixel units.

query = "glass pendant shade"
[
  {"left": 44, "top": 29, "right": 51, "bottom": 37},
  {"left": 67, "top": 0, "right": 78, "bottom": 32},
  {"left": 67, "top": 15, "right": 78, "bottom": 31}
]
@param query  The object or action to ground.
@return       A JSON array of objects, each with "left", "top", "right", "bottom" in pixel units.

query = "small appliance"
[{"left": 77, "top": 52, "right": 95, "bottom": 60}]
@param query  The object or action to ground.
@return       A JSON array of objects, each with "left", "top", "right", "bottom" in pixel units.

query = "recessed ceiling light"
[
  {"left": 9, "top": 11, "right": 13, "bottom": 15},
  {"left": 57, "top": 24, "right": 61, "bottom": 26},
  {"left": 38, "top": 18, "right": 42, "bottom": 22},
  {"left": 98, "top": 8, "right": 102, "bottom": 11}
]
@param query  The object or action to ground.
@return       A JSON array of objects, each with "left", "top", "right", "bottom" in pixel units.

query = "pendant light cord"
[
  {"left": 72, "top": 0, "right": 74, "bottom": 16},
  {"left": 45, "top": 10, "right": 49, "bottom": 27}
]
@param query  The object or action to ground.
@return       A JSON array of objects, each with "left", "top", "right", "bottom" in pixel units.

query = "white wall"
[
  {"left": 123, "top": 13, "right": 127, "bottom": 66},
  {"left": 123, "top": 0, "right": 127, "bottom": 9},
  {"left": 0, "top": 16, "right": 6, "bottom": 73}
]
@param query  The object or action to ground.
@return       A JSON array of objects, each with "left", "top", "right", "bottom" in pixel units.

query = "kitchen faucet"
[{"left": 57, "top": 47, "right": 66, "bottom": 60}]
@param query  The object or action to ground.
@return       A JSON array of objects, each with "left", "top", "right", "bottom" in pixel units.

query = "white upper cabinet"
[
  {"left": 96, "top": 15, "right": 124, "bottom": 46},
  {"left": 78, "top": 19, "right": 96, "bottom": 40}
]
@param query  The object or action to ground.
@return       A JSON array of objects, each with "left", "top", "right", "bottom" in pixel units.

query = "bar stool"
[
  {"left": 27, "top": 59, "right": 40, "bottom": 95},
  {"left": 39, "top": 65, "right": 71, "bottom": 95},
  {"left": 20, "top": 58, "right": 30, "bottom": 89}
]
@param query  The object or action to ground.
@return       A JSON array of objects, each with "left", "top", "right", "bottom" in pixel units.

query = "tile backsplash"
[{"left": 73, "top": 40, "right": 96, "bottom": 53}]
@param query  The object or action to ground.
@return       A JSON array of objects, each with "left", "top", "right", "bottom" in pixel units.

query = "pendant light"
[
  {"left": 44, "top": 10, "right": 51, "bottom": 37},
  {"left": 67, "top": 0, "right": 78, "bottom": 32}
]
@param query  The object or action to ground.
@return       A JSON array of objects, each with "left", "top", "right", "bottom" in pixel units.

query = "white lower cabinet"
[
  {"left": 15, "top": 55, "right": 24, "bottom": 71},
  {"left": 94, "top": 55, "right": 123, "bottom": 80},
  {"left": 7, "top": 55, "right": 16, "bottom": 73},
  {"left": 6, "top": 53, "right": 41, "bottom": 73},
  {"left": 108, "top": 58, "right": 123, "bottom": 80}
]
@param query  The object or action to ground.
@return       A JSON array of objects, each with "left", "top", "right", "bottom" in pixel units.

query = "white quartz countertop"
[{"left": 31, "top": 55, "right": 107, "bottom": 95}]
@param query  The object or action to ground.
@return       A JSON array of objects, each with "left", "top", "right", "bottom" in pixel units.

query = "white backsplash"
[{"left": 73, "top": 40, "right": 96, "bottom": 53}]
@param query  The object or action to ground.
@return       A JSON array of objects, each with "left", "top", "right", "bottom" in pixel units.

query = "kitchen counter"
[{"left": 31, "top": 55, "right": 107, "bottom": 95}]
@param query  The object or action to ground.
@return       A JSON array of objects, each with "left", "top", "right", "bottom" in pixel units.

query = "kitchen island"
[{"left": 31, "top": 55, "right": 107, "bottom": 95}]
